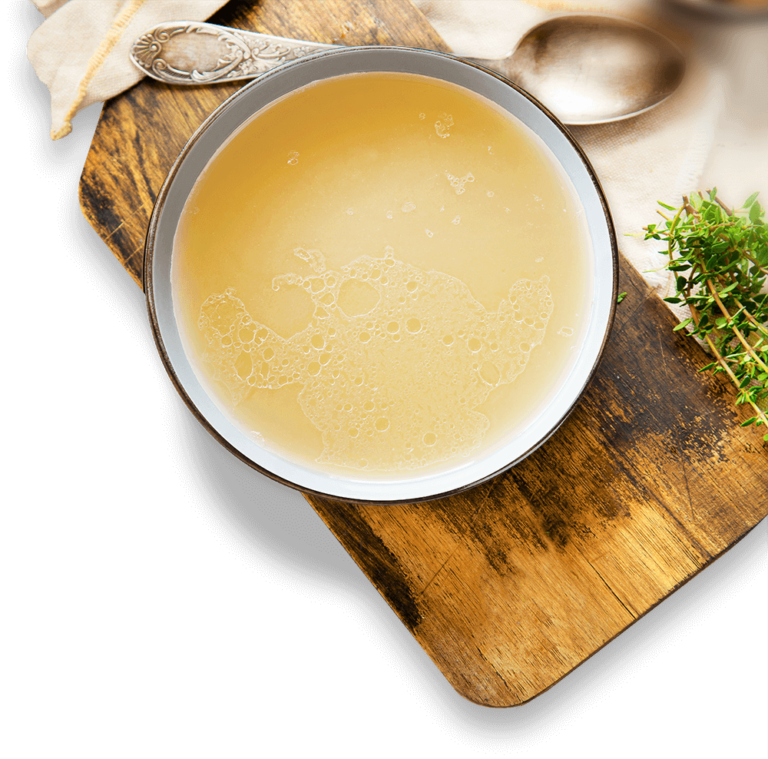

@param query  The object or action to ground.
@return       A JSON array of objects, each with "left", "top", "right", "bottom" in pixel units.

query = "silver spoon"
[{"left": 129, "top": 15, "right": 685, "bottom": 126}]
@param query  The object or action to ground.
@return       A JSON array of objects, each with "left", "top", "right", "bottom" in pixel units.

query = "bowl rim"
[{"left": 144, "top": 45, "right": 619, "bottom": 504}]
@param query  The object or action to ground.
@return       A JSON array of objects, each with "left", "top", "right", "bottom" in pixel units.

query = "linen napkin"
[
  {"left": 27, "top": 0, "right": 229, "bottom": 140},
  {"left": 414, "top": 0, "right": 725, "bottom": 319}
]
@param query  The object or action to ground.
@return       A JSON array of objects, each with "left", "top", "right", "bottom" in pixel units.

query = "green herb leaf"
[{"left": 645, "top": 192, "right": 768, "bottom": 441}]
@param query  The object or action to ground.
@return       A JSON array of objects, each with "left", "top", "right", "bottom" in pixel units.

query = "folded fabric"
[{"left": 27, "top": 0, "right": 228, "bottom": 140}]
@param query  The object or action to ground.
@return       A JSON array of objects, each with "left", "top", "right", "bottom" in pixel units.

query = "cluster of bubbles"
[
  {"left": 435, "top": 113, "right": 454, "bottom": 139},
  {"left": 445, "top": 171, "right": 475, "bottom": 195},
  {"left": 198, "top": 247, "right": 554, "bottom": 471}
]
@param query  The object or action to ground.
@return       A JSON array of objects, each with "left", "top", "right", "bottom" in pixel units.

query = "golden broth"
[{"left": 173, "top": 72, "right": 593, "bottom": 476}]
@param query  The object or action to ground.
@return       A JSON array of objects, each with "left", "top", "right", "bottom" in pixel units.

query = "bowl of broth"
[{"left": 146, "top": 46, "right": 618, "bottom": 503}]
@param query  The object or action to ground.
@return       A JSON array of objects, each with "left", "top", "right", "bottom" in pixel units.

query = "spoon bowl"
[
  {"left": 131, "top": 14, "right": 685, "bottom": 125},
  {"left": 468, "top": 15, "right": 686, "bottom": 125}
]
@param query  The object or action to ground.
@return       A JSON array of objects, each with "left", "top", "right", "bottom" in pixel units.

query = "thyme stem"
[{"left": 706, "top": 279, "right": 768, "bottom": 374}]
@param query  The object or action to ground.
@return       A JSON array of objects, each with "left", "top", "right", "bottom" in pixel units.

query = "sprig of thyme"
[{"left": 644, "top": 190, "right": 768, "bottom": 440}]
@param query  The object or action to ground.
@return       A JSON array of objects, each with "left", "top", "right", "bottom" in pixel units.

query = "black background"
[{"left": 10, "top": 2, "right": 766, "bottom": 757}]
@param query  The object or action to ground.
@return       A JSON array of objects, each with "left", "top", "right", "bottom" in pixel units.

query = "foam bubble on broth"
[{"left": 198, "top": 247, "right": 553, "bottom": 471}]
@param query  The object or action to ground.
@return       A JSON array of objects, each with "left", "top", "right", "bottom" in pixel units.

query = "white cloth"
[{"left": 27, "top": 0, "right": 228, "bottom": 140}]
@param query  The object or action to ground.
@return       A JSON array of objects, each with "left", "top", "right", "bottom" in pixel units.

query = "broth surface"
[{"left": 173, "top": 72, "right": 593, "bottom": 476}]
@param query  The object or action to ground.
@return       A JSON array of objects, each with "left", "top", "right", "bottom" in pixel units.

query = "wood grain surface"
[{"left": 79, "top": 0, "right": 767, "bottom": 707}]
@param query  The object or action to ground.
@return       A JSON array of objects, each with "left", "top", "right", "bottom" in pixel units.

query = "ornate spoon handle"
[{"left": 130, "top": 21, "right": 338, "bottom": 85}]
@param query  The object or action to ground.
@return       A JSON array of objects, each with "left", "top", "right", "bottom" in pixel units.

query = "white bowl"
[{"left": 145, "top": 46, "right": 618, "bottom": 503}]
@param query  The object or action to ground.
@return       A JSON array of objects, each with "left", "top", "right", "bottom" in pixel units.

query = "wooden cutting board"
[{"left": 79, "top": 0, "right": 767, "bottom": 707}]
